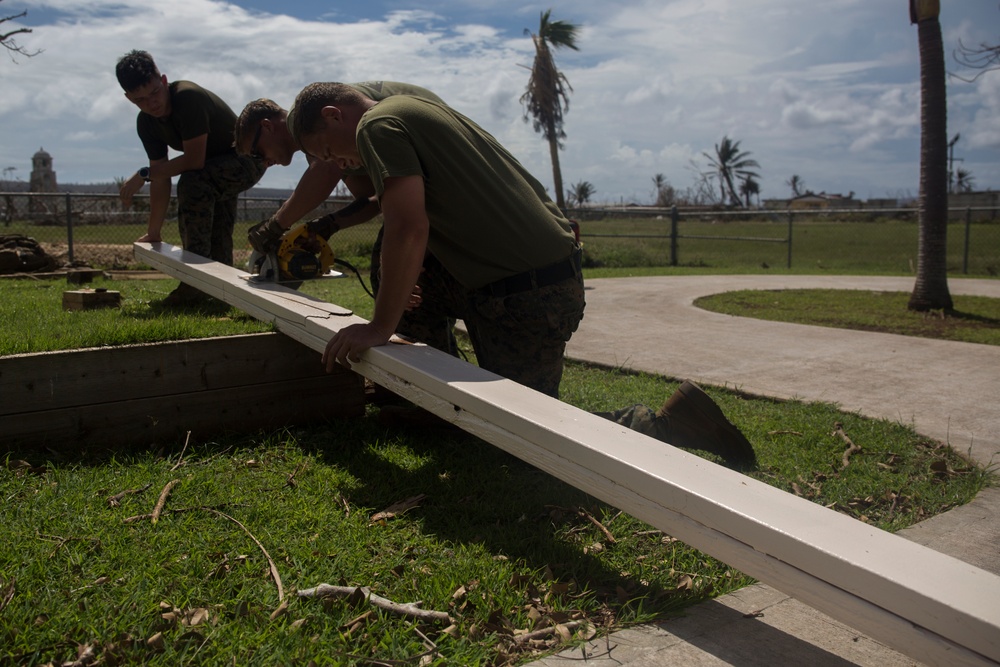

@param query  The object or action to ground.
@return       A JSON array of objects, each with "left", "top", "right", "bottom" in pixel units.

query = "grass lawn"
[
  {"left": 696, "top": 288, "right": 1000, "bottom": 346},
  {"left": 1, "top": 269, "right": 997, "bottom": 665}
]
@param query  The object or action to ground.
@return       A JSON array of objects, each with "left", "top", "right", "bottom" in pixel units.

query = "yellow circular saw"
[{"left": 249, "top": 223, "right": 335, "bottom": 286}]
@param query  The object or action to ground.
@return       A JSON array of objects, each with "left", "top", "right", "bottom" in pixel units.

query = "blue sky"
[{"left": 2, "top": 0, "right": 998, "bottom": 204}]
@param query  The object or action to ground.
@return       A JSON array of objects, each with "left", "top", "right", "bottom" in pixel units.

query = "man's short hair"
[
  {"left": 115, "top": 50, "right": 159, "bottom": 93},
  {"left": 288, "top": 82, "right": 366, "bottom": 146},
  {"left": 234, "top": 98, "right": 285, "bottom": 154}
]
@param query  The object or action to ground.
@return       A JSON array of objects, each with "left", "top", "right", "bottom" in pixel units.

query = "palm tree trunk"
[
  {"left": 547, "top": 122, "right": 566, "bottom": 211},
  {"left": 908, "top": 4, "right": 953, "bottom": 311}
]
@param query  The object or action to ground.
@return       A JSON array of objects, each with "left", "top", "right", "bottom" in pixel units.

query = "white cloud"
[{"left": 1, "top": 0, "right": 996, "bottom": 202}]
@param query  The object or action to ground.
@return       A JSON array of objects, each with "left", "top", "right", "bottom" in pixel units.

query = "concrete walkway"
[{"left": 530, "top": 275, "right": 1000, "bottom": 667}]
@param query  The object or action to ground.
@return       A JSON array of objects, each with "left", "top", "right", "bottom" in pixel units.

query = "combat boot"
[
  {"left": 654, "top": 380, "right": 757, "bottom": 468},
  {"left": 161, "top": 282, "right": 210, "bottom": 307}
]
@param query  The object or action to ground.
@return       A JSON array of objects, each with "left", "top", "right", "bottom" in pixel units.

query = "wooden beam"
[{"left": 134, "top": 242, "right": 1000, "bottom": 667}]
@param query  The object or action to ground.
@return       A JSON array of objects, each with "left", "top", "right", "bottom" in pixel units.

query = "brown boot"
[
  {"left": 160, "top": 282, "right": 210, "bottom": 307},
  {"left": 654, "top": 380, "right": 757, "bottom": 468}
]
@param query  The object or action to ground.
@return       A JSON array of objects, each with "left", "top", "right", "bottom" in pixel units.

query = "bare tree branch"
[
  {"left": 1, "top": 4, "right": 42, "bottom": 60},
  {"left": 952, "top": 38, "right": 1000, "bottom": 83}
]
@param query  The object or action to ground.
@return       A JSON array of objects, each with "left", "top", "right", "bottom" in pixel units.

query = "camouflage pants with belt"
[
  {"left": 376, "top": 247, "right": 586, "bottom": 399},
  {"left": 378, "top": 243, "right": 661, "bottom": 435},
  {"left": 176, "top": 153, "right": 265, "bottom": 266}
]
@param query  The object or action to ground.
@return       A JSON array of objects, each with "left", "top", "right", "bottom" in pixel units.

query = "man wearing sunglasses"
[
  {"left": 236, "top": 81, "right": 445, "bottom": 263},
  {"left": 237, "top": 82, "right": 460, "bottom": 359},
  {"left": 116, "top": 50, "right": 266, "bottom": 306}
]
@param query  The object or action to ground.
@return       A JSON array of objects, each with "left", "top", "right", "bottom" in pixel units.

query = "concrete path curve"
[
  {"left": 567, "top": 275, "right": 1000, "bottom": 467},
  {"left": 529, "top": 275, "right": 1000, "bottom": 667}
]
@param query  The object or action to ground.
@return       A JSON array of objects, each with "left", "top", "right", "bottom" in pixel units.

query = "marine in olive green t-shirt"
[{"left": 356, "top": 95, "right": 577, "bottom": 289}]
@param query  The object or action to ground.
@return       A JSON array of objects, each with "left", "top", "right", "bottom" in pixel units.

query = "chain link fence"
[
  {"left": 571, "top": 205, "right": 999, "bottom": 276},
  {"left": 0, "top": 192, "right": 377, "bottom": 273},
  {"left": 2, "top": 192, "right": 998, "bottom": 277}
]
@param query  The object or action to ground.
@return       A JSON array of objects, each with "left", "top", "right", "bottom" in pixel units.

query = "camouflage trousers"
[
  {"left": 176, "top": 153, "right": 265, "bottom": 266},
  {"left": 377, "top": 246, "right": 586, "bottom": 398},
  {"left": 594, "top": 405, "right": 664, "bottom": 439}
]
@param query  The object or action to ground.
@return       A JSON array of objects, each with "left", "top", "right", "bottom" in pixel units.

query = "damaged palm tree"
[{"left": 521, "top": 9, "right": 579, "bottom": 212}]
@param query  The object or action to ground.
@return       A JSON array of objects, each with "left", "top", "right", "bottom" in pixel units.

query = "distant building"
[
  {"left": 29, "top": 148, "right": 58, "bottom": 193},
  {"left": 949, "top": 190, "right": 999, "bottom": 220},
  {"left": 787, "top": 192, "right": 860, "bottom": 210}
]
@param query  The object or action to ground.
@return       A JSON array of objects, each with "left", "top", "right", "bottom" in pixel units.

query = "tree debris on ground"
[{"left": 0, "top": 234, "right": 59, "bottom": 274}]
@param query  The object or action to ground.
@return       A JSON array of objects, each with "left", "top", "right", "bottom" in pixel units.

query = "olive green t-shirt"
[
  {"left": 350, "top": 81, "right": 444, "bottom": 106},
  {"left": 136, "top": 80, "right": 237, "bottom": 161},
  {"left": 356, "top": 95, "right": 577, "bottom": 289},
  {"left": 340, "top": 82, "right": 446, "bottom": 179}
]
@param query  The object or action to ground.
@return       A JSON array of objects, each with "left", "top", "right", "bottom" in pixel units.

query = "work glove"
[
  {"left": 248, "top": 216, "right": 285, "bottom": 254},
  {"left": 305, "top": 213, "right": 339, "bottom": 240}
]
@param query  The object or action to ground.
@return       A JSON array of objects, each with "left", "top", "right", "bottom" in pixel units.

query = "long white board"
[{"left": 134, "top": 242, "right": 1000, "bottom": 667}]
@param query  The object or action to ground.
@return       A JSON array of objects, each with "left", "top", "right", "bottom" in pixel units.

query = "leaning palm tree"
[
  {"left": 908, "top": 0, "right": 953, "bottom": 312},
  {"left": 521, "top": 9, "right": 579, "bottom": 212},
  {"left": 703, "top": 136, "right": 760, "bottom": 207}
]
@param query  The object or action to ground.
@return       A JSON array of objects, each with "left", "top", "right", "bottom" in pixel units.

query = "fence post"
[
  {"left": 786, "top": 210, "right": 793, "bottom": 269},
  {"left": 670, "top": 205, "right": 678, "bottom": 267},
  {"left": 65, "top": 192, "right": 75, "bottom": 265},
  {"left": 963, "top": 207, "right": 971, "bottom": 275}
]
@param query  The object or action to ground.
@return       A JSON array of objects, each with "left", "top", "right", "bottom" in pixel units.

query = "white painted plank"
[{"left": 134, "top": 242, "right": 1000, "bottom": 667}]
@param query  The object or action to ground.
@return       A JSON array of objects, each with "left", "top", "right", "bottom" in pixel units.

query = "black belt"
[{"left": 480, "top": 249, "right": 581, "bottom": 298}]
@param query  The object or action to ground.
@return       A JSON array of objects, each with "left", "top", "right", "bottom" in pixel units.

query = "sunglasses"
[{"left": 249, "top": 124, "right": 264, "bottom": 160}]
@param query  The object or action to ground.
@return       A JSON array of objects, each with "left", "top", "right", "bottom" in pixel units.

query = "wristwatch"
[{"left": 138, "top": 166, "right": 151, "bottom": 182}]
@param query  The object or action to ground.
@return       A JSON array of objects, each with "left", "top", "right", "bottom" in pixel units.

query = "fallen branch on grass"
[
  {"left": 201, "top": 508, "right": 284, "bottom": 602},
  {"left": 107, "top": 482, "right": 153, "bottom": 507},
  {"left": 298, "top": 584, "right": 452, "bottom": 624},
  {"left": 577, "top": 506, "right": 617, "bottom": 544},
  {"left": 35, "top": 532, "right": 101, "bottom": 557},
  {"left": 832, "top": 422, "right": 861, "bottom": 469},
  {"left": 122, "top": 502, "right": 248, "bottom": 524},
  {"left": 513, "top": 620, "right": 585, "bottom": 643},
  {"left": 151, "top": 479, "right": 180, "bottom": 524},
  {"left": 169, "top": 431, "right": 192, "bottom": 472}
]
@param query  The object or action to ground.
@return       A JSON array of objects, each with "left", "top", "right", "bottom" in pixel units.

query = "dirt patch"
[
  {"left": 41, "top": 242, "right": 139, "bottom": 270},
  {"left": 39, "top": 242, "right": 255, "bottom": 272}
]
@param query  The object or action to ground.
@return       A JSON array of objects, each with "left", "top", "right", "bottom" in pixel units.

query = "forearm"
[
  {"left": 370, "top": 218, "right": 429, "bottom": 337},
  {"left": 323, "top": 197, "right": 379, "bottom": 231},
  {"left": 273, "top": 162, "right": 343, "bottom": 228},
  {"left": 151, "top": 152, "right": 203, "bottom": 181},
  {"left": 146, "top": 179, "right": 172, "bottom": 236}
]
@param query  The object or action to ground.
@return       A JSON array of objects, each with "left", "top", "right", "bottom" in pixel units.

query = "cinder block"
[{"left": 62, "top": 288, "right": 122, "bottom": 311}]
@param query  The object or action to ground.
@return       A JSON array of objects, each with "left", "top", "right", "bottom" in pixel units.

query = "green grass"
[
  {"left": 576, "top": 217, "right": 1000, "bottom": 277},
  {"left": 2, "top": 365, "right": 988, "bottom": 665},
  {"left": 0, "top": 278, "right": 273, "bottom": 355},
  {"left": 1, "top": 253, "right": 997, "bottom": 665},
  {"left": 696, "top": 289, "right": 1000, "bottom": 346}
]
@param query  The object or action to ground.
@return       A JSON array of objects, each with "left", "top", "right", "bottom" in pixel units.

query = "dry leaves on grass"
[{"left": 369, "top": 494, "right": 428, "bottom": 524}]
